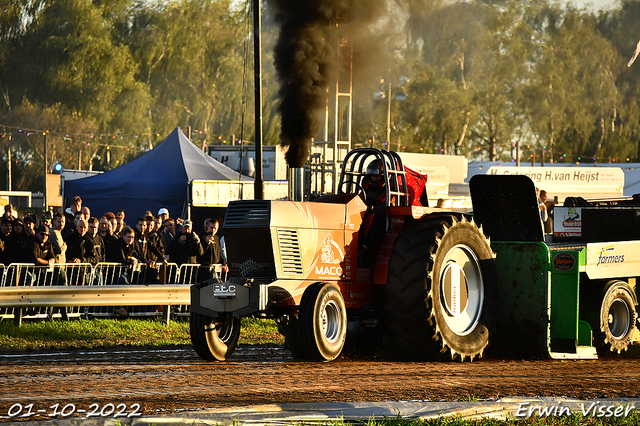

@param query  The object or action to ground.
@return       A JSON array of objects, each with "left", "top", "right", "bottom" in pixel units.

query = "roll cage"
[{"left": 337, "top": 148, "right": 410, "bottom": 207}]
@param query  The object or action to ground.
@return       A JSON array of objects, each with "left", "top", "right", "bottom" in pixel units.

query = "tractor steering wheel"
[{"left": 340, "top": 180, "right": 366, "bottom": 204}]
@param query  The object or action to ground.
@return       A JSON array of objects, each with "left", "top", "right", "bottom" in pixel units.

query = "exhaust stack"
[{"left": 289, "top": 167, "right": 304, "bottom": 201}]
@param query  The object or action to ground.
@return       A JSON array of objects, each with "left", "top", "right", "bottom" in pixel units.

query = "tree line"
[{"left": 1, "top": 0, "right": 639, "bottom": 193}]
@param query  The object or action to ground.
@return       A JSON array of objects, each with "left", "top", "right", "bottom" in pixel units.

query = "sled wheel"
[
  {"left": 384, "top": 215, "right": 498, "bottom": 361},
  {"left": 190, "top": 311, "right": 240, "bottom": 361},
  {"left": 284, "top": 336, "right": 307, "bottom": 360},
  {"left": 299, "top": 283, "right": 347, "bottom": 361},
  {"left": 597, "top": 281, "right": 637, "bottom": 354},
  {"left": 278, "top": 317, "right": 307, "bottom": 359}
]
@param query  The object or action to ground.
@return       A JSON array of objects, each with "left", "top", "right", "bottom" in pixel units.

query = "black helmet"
[
  {"left": 364, "top": 159, "right": 385, "bottom": 191},
  {"left": 366, "top": 159, "right": 384, "bottom": 176}
]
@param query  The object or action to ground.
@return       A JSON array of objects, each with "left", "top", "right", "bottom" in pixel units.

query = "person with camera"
[
  {"left": 104, "top": 226, "right": 140, "bottom": 317},
  {"left": 168, "top": 219, "right": 203, "bottom": 266},
  {"left": 143, "top": 214, "right": 166, "bottom": 284},
  {"left": 161, "top": 218, "right": 176, "bottom": 255},
  {"left": 197, "top": 218, "right": 227, "bottom": 281}
]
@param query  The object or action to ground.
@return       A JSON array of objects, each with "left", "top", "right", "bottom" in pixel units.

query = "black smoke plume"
[{"left": 269, "top": 0, "right": 393, "bottom": 168}]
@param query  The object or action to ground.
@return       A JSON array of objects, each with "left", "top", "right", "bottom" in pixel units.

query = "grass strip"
[
  {"left": 298, "top": 411, "right": 640, "bottom": 425},
  {"left": 0, "top": 317, "right": 283, "bottom": 352}
]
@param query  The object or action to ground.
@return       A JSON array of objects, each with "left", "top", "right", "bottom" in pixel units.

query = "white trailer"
[{"left": 207, "top": 145, "right": 288, "bottom": 181}]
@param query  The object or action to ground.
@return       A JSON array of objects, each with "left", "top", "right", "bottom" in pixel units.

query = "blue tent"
[{"left": 64, "top": 127, "right": 251, "bottom": 220}]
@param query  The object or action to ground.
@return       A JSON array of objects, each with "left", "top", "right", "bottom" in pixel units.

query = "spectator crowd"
[{"left": 0, "top": 196, "right": 228, "bottom": 283}]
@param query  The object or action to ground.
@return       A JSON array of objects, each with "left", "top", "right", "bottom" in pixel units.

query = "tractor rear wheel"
[
  {"left": 298, "top": 283, "right": 347, "bottom": 361},
  {"left": 190, "top": 311, "right": 241, "bottom": 361},
  {"left": 596, "top": 281, "right": 637, "bottom": 355},
  {"left": 384, "top": 215, "right": 498, "bottom": 361}
]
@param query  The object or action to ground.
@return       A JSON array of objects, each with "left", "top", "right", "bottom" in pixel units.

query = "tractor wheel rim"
[
  {"left": 439, "top": 244, "right": 484, "bottom": 336},
  {"left": 321, "top": 300, "right": 341, "bottom": 343},
  {"left": 609, "top": 298, "right": 631, "bottom": 339},
  {"left": 210, "top": 316, "right": 234, "bottom": 343}
]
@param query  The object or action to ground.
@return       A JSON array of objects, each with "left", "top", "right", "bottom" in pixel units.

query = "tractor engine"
[{"left": 192, "top": 195, "right": 370, "bottom": 320}]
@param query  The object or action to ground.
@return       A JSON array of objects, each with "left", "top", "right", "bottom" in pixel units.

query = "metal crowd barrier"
[{"left": 0, "top": 262, "right": 227, "bottom": 325}]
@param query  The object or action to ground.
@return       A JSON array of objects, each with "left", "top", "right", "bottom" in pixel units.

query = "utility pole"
[
  {"left": 253, "top": 0, "right": 264, "bottom": 199},
  {"left": 7, "top": 136, "right": 11, "bottom": 191},
  {"left": 43, "top": 132, "right": 48, "bottom": 212}
]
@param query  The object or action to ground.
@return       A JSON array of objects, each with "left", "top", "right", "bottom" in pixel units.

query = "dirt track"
[{"left": 1, "top": 345, "right": 639, "bottom": 422}]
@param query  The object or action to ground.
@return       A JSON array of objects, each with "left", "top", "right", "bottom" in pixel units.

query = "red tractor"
[{"left": 190, "top": 148, "right": 498, "bottom": 361}]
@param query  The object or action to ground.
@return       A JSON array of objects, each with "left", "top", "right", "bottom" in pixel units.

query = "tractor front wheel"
[
  {"left": 298, "top": 283, "right": 347, "bottom": 361},
  {"left": 190, "top": 312, "right": 241, "bottom": 361}
]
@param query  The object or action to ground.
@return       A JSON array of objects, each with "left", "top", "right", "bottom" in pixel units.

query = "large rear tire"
[
  {"left": 299, "top": 283, "right": 347, "bottom": 361},
  {"left": 596, "top": 281, "right": 637, "bottom": 355},
  {"left": 190, "top": 312, "right": 241, "bottom": 361},
  {"left": 384, "top": 215, "right": 498, "bottom": 361}
]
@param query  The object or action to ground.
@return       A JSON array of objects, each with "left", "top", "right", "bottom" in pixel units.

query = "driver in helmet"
[
  {"left": 362, "top": 159, "right": 387, "bottom": 209},
  {"left": 359, "top": 159, "right": 388, "bottom": 267}
]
